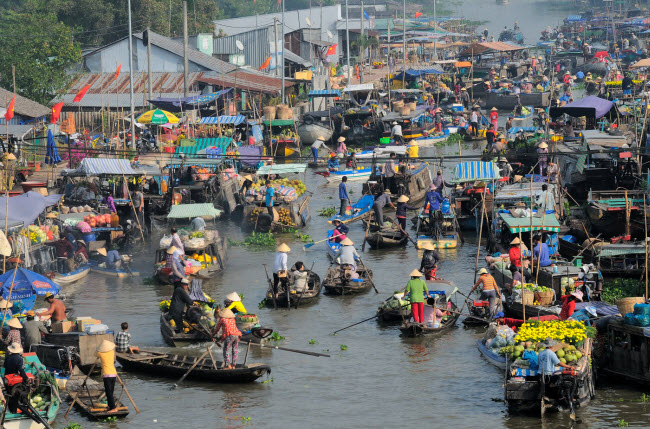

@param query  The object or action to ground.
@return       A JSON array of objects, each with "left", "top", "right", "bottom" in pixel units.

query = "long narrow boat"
[
  {"left": 322, "top": 263, "right": 373, "bottom": 295},
  {"left": 414, "top": 207, "right": 460, "bottom": 249},
  {"left": 70, "top": 389, "right": 129, "bottom": 420},
  {"left": 160, "top": 313, "right": 271, "bottom": 347},
  {"left": 116, "top": 350, "right": 270, "bottom": 383},
  {"left": 317, "top": 168, "right": 373, "bottom": 183},
  {"left": 89, "top": 261, "right": 139, "bottom": 277},
  {"left": 327, "top": 194, "right": 375, "bottom": 224},
  {"left": 325, "top": 230, "right": 362, "bottom": 262},
  {"left": 53, "top": 264, "right": 90, "bottom": 284},
  {"left": 377, "top": 280, "right": 455, "bottom": 322},
  {"left": 365, "top": 227, "right": 408, "bottom": 248},
  {"left": 265, "top": 270, "right": 322, "bottom": 308},
  {"left": 399, "top": 301, "right": 460, "bottom": 337},
  {"left": 476, "top": 338, "right": 508, "bottom": 369}
]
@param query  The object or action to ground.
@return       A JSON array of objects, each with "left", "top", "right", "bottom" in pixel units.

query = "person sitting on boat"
[
  {"left": 390, "top": 121, "right": 403, "bottom": 145},
  {"left": 224, "top": 292, "right": 247, "bottom": 315},
  {"left": 538, "top": 340, "right": 575, "bottom": 374},
  {"left": 273, "top": 243, "right": 290, "bottom": 296},
  {"left": 346, "top": 152, "right": 357, "bottom": 169},
  {"left": 336, "top": 136, "right": 347, "bottom": 154},
  {"left": 2, "top": 319, "right": 22, "bottom": 350},
  {"left": 37, "top": 293, "right": 67, "bottom": 324},
  {"left": 311, "top": 136, "right": 329, "bottom": 163},
  {"left": 190, "top": 216, "right": 206, "bottom": 232},
  {"left": 74, "top": 239, "right": 89, "bottom": 266},
  {"left": 560, "top": 290, "right": 582, "bottom": 320},
  {"left": 422, "top": 298, "right": 447, "bottom": 328},
  {"left": 497, "top": 157, "right": 513, "bottom": 180},
  {"left": 424, "top": 184, "right": 444, "bottom": 237},
  {"left": 419, "top": 242, "right": 441, "bottom": 280},
  {"left": 327, "top": 153, "right": 340, "bottom": 172},
  {"left": 4, "top": 342, "right": 27, "bottom": 382},
  {"left": 290, "top": 261, "right": 309, "bottom": 293},
  {"left": 336, "top": 238, "right": 359, "bottom": 271},
  {"left": 168, "top": 278, "right": 194, "bottom": 333},
  {"left": 470, "top": 268, "right": 502, "bottom": 316},
  {"left": 115, "top": 322, "right": 139, "bottom": 354},
  {"left": 330, "top": 219, "right": 349, "bottom": 243},
  {"left": 213, "top": 308, "right": 242, "bottom": 370},
  {"left": 404, "top": 270, "right": 430, "bottom": 324},
  {"left": 395, "top": 195, "right": 417, "bottom": 233},
  {"left": 505, "top": 264, "right": 523, "bottom": 292},
  {"left": 105, "top": 245, "right": 122, "bottom": 270},
  {"left": 372, "top": 189, "right": 395, "bottom": 227},
  {"left": 532, "top": 234, "right": 552, "bottom": 268},
  {"left": 103, "top": 192, "right": 117, "bottom": 213},
  {"left": 563, "top": 120, "right": 574, "bottom": 138}
]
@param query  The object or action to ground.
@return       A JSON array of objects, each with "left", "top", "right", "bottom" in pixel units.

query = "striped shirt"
[
  {"left": 3, "top": 328, "right": 20, "bottom": 346},
  {"left": 475, "top": 274, "right": 497, "bottom": 291}
]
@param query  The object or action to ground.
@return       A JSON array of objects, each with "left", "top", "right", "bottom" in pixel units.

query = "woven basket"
[
  {"left": 616, "top": 297, "right": 645, "bottom": 315},
  {"left": 534, "top": 290, "right": 554, "bottom": 306},
  {"left": 276, "top": 107, "right": 293, "bottom": 120},
  {"left": 393, "top": 100, "right": 404, "bottom": 112},
  {"left": 399, "top": 106, "right": 411, "bottom": 116},
  {"left": 521, "top": 289, "right": 534, "bottom": 306},
  {"left": 408, "top": 102, "right": 417, "bottom": 111},
  {"left": 263, "top": 106, "right": 276, "bottom": 120}
]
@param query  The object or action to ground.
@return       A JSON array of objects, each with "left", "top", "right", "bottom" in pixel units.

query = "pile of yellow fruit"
[
  {"left": 251, "top": 178, "right": 307, "bottom": 196},
  {"left": 515, "top": 320, "right": 587, "bottom": 345},
  {"left": 277, "top": 208, "right": 295, "bottom": 226}
]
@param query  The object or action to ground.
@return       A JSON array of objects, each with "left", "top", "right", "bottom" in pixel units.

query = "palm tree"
[{"left": 352, "top": 34, "right": 380, "bottom": 64}]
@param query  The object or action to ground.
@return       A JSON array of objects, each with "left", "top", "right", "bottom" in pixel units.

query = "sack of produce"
[
  {"left": 633, "top": 303, "right": 650, "bottom": 316},
  {"left": 624, "top": 313, "right": 638, "bottom": 326},
  {"left": 159, "top": 235, "right": 173, "bottom": 248},
  {"left": 634, "top": 314, "right": 650, "bottom": 327}
]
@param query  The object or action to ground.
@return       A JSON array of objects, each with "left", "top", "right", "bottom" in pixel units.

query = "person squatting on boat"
[
  {"left": 419, "top": 242, "right": 442, "bottom": 280},
  {"left": 330, "top": 219, "right": 349, "bottom": 243}
]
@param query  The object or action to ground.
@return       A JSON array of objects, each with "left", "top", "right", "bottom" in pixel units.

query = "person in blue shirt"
[
  {"left": 339, "top": 176, "right": 350, "bottom": 216},
  {"left": 265, "top": 181, "right": 275, "bottom": 216},
  {"left": 424, "top": 184, "right": 444, "bottom": 237},
  {"left": 328, "top": 154, "right": 339, "bottom": 171},
  {"left": 532, "top": 235, "right": 552, "bottom": 267},
  {"left": 106, "top": 246, "right": 122, "bottom": 270},
  {"left": 538, "top": 341, "right": 574, "bottom": 374},
  {"left": 330, "top": 219, "right": 349, "bottom": 243}
]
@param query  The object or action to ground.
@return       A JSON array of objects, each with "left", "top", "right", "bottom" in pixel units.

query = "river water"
[{"left": 57, "top": 141, "right": 650, "bottom": 429}]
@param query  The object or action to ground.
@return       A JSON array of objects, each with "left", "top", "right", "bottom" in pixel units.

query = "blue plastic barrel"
[{"left": 441, "top": 199, "right": 450, "bottom": 214}]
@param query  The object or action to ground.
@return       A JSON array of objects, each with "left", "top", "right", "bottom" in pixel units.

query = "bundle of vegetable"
[
  {"left": 513, "top": 283, "right": 550, "bottom": 293},
  {"left": 515, "top": 320, "right": 587, "bottom": 345},
  {"left": 189, "top": 231, "right": 205, "bottom": 239},
  {"left": 251, "top": 178, "right": 307, "bottom": 196},
  {"left": 28, "top": 225, "right": 47, "bottom": 244}
]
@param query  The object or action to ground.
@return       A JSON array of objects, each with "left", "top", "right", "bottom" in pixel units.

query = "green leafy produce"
[
  {"left": 270, "top": 332, "right": 285, "bottom": 341},
  {"left": 308, "top": 339, "right": 318, "bottom": 345},
  {"left": 318, "top": 207, "right": 336, "bottom": 217},
  {"left": 601, "top": 278, "right": 642, "bottom": 304},
  {"left": 258, "top": 298, "right": 267, "bottom": 309},
  {"left": 230, "top": 232, "right": 277, "bottom": 247},
  {"left": 340, "top": 344, "right": 348, "bottom": 351},
  {"left": 296, "top": 233, "right": 313, "bottom": 243}
]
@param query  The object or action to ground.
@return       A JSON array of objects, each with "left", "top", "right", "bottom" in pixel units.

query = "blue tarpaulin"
[
  {"left": 308, "top": 89, "right": 342, "bottom": 97},
  {"left": 451, "top": 161, "right": 501, "bottom": 183},
  {"left": 0, "top": 191, "right": 62, "bottom": 227},
  {"left": 0, "top": 268, "right": 61, "bottom": 311},
  {"left": 198, "top": 115, "right": 246, "bottom": 125},
  {"left": 394, "top": 68, "right": 444, "bottom": 80},
  {"left": 567, "top": 15, "right": 583, "bottom": 22}
]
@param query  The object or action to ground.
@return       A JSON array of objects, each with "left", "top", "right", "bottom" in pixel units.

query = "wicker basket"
[
  {"left": 408, "top": 102, "right": 417, "bottom": 111},
  {"left": 263, "top": 106, "right": 277, "bottom": 120},
  {"left": 521, "top": 289, "right": 534, "bottom": 306},
  {"left": 399, "top": 106, "right": 411, "bottom": 116},
  {"left": 392, "top": 100, "right": 404, "bottom": 112},
  {"left": 534, "top": 290, "right": 554, "bottom": 306},
  {"left": 616, "top": 297, "right": 645, "bottom": 315},
  {"left": 276, "top": 107, "right": 293, "bottom": 120}
]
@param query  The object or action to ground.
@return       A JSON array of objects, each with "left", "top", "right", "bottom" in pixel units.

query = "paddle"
[
  {"left": 389, "top": 217, "right": 418, "bottom": 247},
  {"left": 65, "top": 360, "right": 98, "bottom": 419},
  {"left": 241, "top": 340, "right": 330, "bottom": 357},
  {"left": 294, "top": 261, "right": 316, "bottom": 309},
  {"left": 356, "top": 255, "right": 378, "bottom": 294},
  {"left": 262, "top": 264, "right": 277, "bottom": 309},
  {"left": 115, "top": 373, "right": 140, "bottom": 414},
  {"left": 362, "top": 213, "right": 372, "bottom": 251},
  {"left": 170, "top": 345, "right": 215, "bottom": 390},
  {"left": 304, "top": 236, "right": 334, "bottom": 250}
]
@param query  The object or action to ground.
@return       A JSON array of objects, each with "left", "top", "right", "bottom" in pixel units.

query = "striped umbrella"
[
  {"left": 44, "top": 129, "right": 61, "bottom": 165},
  {"left": 136, "top": 109, "right": 180, "bottom": 125}
]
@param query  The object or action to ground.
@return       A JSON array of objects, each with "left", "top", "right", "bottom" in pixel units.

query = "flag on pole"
[
  {"left": 73, "top": 84, "right": 91, "bottom": 103},
  {"left": 326, "top": 44, "right": 337, "bottom": 56},
  {"left": 259, "top": 56, "right": 272, "bottom": 70},
  {"left": 114, "top": 64, "right": 122, "bottom": 81},
  {"left": 364, "top": 11, "right": 369, "bottom": 19},
  {"left": 415, "top": 12, "right": 423, "bottom": 18},
  {"left": 51, "top": 102, "right": 64, "bottom": 124},
  {"left": 4, "top": 95, "right": 15, "bottom": 121}
]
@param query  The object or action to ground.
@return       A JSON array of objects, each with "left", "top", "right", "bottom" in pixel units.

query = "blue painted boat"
[
  {"left": 89, "top": 261, "right": 140, "bottom": 277},
  {"left": 323, "top": 168, "right": 372, "bottom": 183},
  {"left": 327, "top": 194, "right": 375, "bottom": 224},
  {"left": 326, "top": 230, "right": 361, "bottom": 263},
  {"left": 53, "top": 264, "right": 90, "bottom": 284},
  {"left": 476, "top": 339, "right": 508, "bottom": 369}
]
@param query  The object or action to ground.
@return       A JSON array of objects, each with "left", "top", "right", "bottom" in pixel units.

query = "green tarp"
[
  {"left": 167, "top": 203, "right": 222, "bottom": 219},
  {"left": 262, "top": 119, "right": 296, "bottom": 126},
  {"left": 500, "top": 213, "right": 561, "bottom": 233},
  {"left": 598, "top": 244, "right": 646, "bottom": 258},
  {"left": 174, "top": 137, "right": 233, "bottom": 156}
]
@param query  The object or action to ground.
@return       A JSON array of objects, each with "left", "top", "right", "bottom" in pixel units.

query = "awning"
[
  {"left": 549, "top": 96, "right": 618, "bottom": 120},
  {"left": 149, "top": 89, "right": 232, "bottom": 112},
  {"left": 500, "top": 213, "right": 561, "bottom": 233},
  {"left": 567, "top": 15, "right": 583, "bottom": 22},
  {"left": 262, "top": 119, "right": 296, "bottom": 126},
  {"left": 257, "top": 164, "right": 308, "bottom": 175},
  {"left": 174, "top": 137, "right": 233, "bottom": 157},
  {"left": 454, "top": 61, "right": 472, "bottom": 68},
  {"left": 167, "top": 159, "right": 224, "bottom": 169},
  {"left": 343, "top": 83, "right": 374, "bottom": 92},
  {"left": 393, "top": 68, "right": 444, "bottom": 80},
  {"left": 198, "top": 115, "right": 246, "bottom": 125},
  {"left": 597, "top": 244, "right": 646, "bottom": 257},
  {"left": 458, "top": 42, "right": 525, "bottom": 56},
  {"left": 66, "top": 158, "right": 140, "bottom": 176},
  {"left": 167, "top": 203, "right": 222, "bottom": 219},
  {"left": 0, "top": 191, "right": 62, "bottom": 227},
  {"left": 450, "top": 161, "right": 501, "bottom": 183},
  {"left": 630, "top": 58, "right": 650, "bottom": 68},
  {"left": 308, "top": 89, "right": 342, "bottom": 97}
]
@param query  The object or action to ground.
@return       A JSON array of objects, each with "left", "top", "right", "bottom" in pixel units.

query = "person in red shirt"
[
  {"left": 213, "top": 308, "right": 242, "bottom": 369},
  {"left": 489, "top": 107, "right": 499, "bottom": 130},
  {"left": 508, "top": 237, "right": 523, "bottom": 268},
  {"left": 560, "top": 291, "right": 582, "bottom": 320}
]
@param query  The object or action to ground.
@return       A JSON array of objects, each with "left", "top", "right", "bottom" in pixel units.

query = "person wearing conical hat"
[
  {"left": 168, "top": 278, "right": 193, "bottom": 333},
  {"left": 489, "top": 107, "right": 499, "bottom": 130},
  {"left": 336, "top": 238, "right": 360, "bottom": 271},
  {"left": 537, "top": 141, "right": 549, "bottom": 175},
  {"left": 213, "top": 308, "right": 242, "bottom": 370},
  {"left": 336, "top": 136, "right": 347, "bottom": 154},
  {"left": 224, "top": 292, "right": 247, "bottom": 315},
  {"left": 404, "top": 269, "right": 430, "bottom": 324},
  {"left": 508, "top": 237, "right": 524, "bottom": 269},
  {"left": 23, "top": 310, "right": 48, "bottom": 351},
  {"left": 419, "top": 242, "right": 442, "bottom": 281},
  {"left": 395, "top": 195, "right": 417, "bottom": 232},
  {"left": 165, "top": 246, "right": 186, "bottom": 286},
  {"left": 330, "top": 218, "right": 349, "bottom": 243},
  {"left": 497, "top": 156, "right": 512, "bottom": 181},
  {"left": 470, "top": 268, "right": 502, "bottom": 316},
  {"left": 272, "top": 243, "right": 291, "bottom": 296},
  {"left": 2, "top": 318, "right": 22, "bottom": 348},
  {"left": 96, "top": 340, "right": 119, "bottom": 413},
  {"left": 5, "top": 342, "right": 27, "bottom": 382}
]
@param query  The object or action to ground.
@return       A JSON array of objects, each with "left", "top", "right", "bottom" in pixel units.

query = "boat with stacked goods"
[
  {"left": 361, "top": 162, "right": 433, "bottom": 207},
  {"left": 377, "top": 280, "right": 456, "bottom": 322}
]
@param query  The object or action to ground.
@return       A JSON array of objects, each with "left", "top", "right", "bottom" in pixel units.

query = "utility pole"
[
  {"left": 360, "top": 0, "right": 365, "bottom": 64},
  {"left": 345, "top": 0, "right": 351, "bottom": 82},
  {"left": 433, "top": 0, "right": 437, "bottom": 59},
  {"left": 183, "top": 0, "right": 189, "bottom": 98},
  {"left": 146, "top": 26, "right": 152, "bottom": 108},
  {"left": 274, "top": 18, "right": 279, "bottom": 78},
  {"left": 281, "top": 0, "right": 286, "bottom": 103},
  {"left": 402, "top": 0, "right": 406, "bottom": 89},
  {"left": 127, "top": 0, "right": 136, "bottom": 149}
]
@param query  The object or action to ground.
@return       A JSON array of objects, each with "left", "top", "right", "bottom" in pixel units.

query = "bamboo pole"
[{"left": 473, "top": 191, "right": 486, "bottom": 284}]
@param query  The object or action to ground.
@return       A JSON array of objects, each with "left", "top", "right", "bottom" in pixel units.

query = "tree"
[
  {"left": 351, "top": 35, "right": 379, "bottom": 63},
  {"left": 0, "top": 6, "right": 81, "bottom": 104}
]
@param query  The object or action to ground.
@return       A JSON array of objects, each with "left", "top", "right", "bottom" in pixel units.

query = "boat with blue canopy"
[{"left": 327, "top": 194, "right": 375, "bottom": 224}]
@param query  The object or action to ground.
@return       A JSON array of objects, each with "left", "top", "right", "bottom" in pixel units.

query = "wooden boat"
[
  {"left": 116, "top": 350, "right": 270, "bottom": 383},
  {"left": 505, "top": 339, "right": 595, "bottom": 415},
  {"left": 41, "top": 332, "right": 114, "bottom": 372},
  {"left": 485, "top": 92, "right": 550, "bottom": 109},
  {"left": 316, "top": 167, "right": 372, "bottom": 183},
  {"left": 160, "top": 313, "right": 270, "bottom": 347},
  {"left": 265, "top": 270, "right": 322, "bottom": 307},
  {"left": 414, "top": 207, "right": 460, "bottom": 250},
  {"left": 476, "top": 338, "right": 508, "bottom": 369},
  {"left": 89, "top": 261, "right": 139, "bottom": 277},
  {"left": 322, "top": 262, "right": 373, "bottom": 295},
  {"left": 53, "top": 264, "right": 90, "bottom": 284},
  {"left": 594, "top": 317, "right": 650, "bottom": 386},
  {"left": 297, "top": 119, "right": 334, "bottom": 145},
  {"left": 327, "top": 194, "right": 374, "bottom": 224},
  {"left": 376, "top": 280, "right": 455, "bottom": 322},
  {"left": 361, "top": 162, "right": 433, "bottom": 207},
  {"left": 366, "top": 227, "right": 408, "bottom": 248},
  {"left": 70, "top": 389, "right": 129, "bottom": 420},
  {"left": 462, "top": 299, "right": 494, "bottom": 326},
  {"left": 399, "top": 301, "right": 460, "bottom": 337}
]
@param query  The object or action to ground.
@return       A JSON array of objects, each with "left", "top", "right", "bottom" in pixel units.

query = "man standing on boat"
[
  {"left": 390, "top": 121, "right": 403, "bottom": 145},
  {"left": 339, "top": 176, "right": 350, "bottom": 216},
  {"left": 168, "top": 278, "right": 193, "bottom": 333},
  {"left": 37, "top": 293, "right": 67, "bottom": 325},
  {"left": 470, "top": 108, "right": 479, "bottom": 138},
  {"left": 404, "top": 270, "right": 430, "bottom": 324},
  {"left": 311, "top": 136, "right": 329, "bottom": 163},
  {"left": 382, "top": 152, "right": 397, "bottom": 193},
  {"left": 372, "top": 189, "right": 395, "bottom": 226},
  {"left": 273, "top": 243, "right": 290, "bottom": 296},
  {"left": 424, "top": 184, "right": 444, "bottom": 238},
  {"left": 419, "top": 242, "right": 441, "bottom": 280}
]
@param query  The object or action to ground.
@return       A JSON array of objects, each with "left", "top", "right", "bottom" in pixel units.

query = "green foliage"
[
  {"left": 270, "top": 332, "right": 285, "bottom": 341},
  {"left": 103, "top": 416, "right": 118, "bottom": 422},
  {"left": 601, "top": 278, "right": 641, "bottom": 304},
  {"left": 64, "top": 424, "right": 82, "bottom": 429},
  {"left": 229, "top": 232, "right": 276, "bottom": 247},
  {"left": 258, "top": 298, "right": 267, "bottom": 309},
  {"left": 617, "top": 419, "right": 629, "bottom": 427},
  {"left": 318, "top": 207, "right": 336, "bottom": 217},
  {"left": 296, "top": 233, "right": 313, "bottom": 243},
  {"left": 308, "top": 338, "right": 318, "bottom": 344},
  {"left": 339, "top": 344, "right": 348, "bottom": 351}
]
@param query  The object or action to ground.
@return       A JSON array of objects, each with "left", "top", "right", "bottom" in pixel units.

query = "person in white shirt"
[
  {"left": 311, "top": 136, "right": 330, "bottom": 162},
  {"left": 336, "top": 237, "right": 360, "bottom": 271},
  {"left": 536, "top": 184, "right": 556, "bottom": 213},
  {"left": 391, "top": 121, "right": 403, "bottom": 144},
  {"left": 272, "top": 243, "right": 290, "bottom": 296},
  {"left": 470, "top": 109, "right": 479, "bottom": 137}
]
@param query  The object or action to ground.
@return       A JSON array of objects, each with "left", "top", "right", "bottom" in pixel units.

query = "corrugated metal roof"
[
  {"left": 198, "top": 71, "right": 293, "bottom": 94},
  {"left": 283, "top": 49, "right": 312, "bottom": 67},
  {"left": 213, "top": 28, "right": 270, "bottom": 69},
  {"left": 343, "top": 83, "right": 374, "bottom": 92},
  {"left": 4, "top": 125, "right": 36, "bottom": 138},
  {"left": 0, "top": 87, "right": 50, "bottom": 119}
]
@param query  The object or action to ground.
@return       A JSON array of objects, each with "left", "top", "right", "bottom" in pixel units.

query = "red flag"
[
  {"left": 114, "top": 64, "right": 122, "bottom": 81},
  {"left": 326, "top": 44, "right": 337, "bottom": 56},
  {"left": 51, "top": 102, "right": 64, "bottom": 124},
  {"left": 4, "top": 95, "right": 15, "bottom": 121},
  {"left": 259, "top": 56, "right": 272, "bottom": 70},
  {"left": 73, "top": 84, "right": 91, "bottom": 103},
  {"left": 415, "top": 12, "right": 423, "bottom": 18}
]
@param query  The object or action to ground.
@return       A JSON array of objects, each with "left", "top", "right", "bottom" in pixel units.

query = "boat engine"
[{"left": 3, "top": 373, "right": 53, "bottom": 429}]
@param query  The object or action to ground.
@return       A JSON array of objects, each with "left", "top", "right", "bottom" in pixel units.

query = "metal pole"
[
  {"left": 183, "top": 1, "right": 190, "bottom": 98},
  {"left": 281, "top": 0, "right": 286, "bottom": 103},
  {"left": 433, "top": 0, "right": 437, "bottom": 59},
  {"left": 361, "top": 0, "right": 365, "bottom": 65},
  {"left": 345, "top": 0, "right": 351, "bottom": 82},
  {"left": 402, "top": 0, "right": 406, "bottom": 89},
  {"left": 146, "top": 26, "right": 152, "bottom": 108},
  {"left": 127, "top": 0, "right": 136, "bottom": 149},
  {"left": 274, "top": 18, "right": 280, "bottom": 78}
]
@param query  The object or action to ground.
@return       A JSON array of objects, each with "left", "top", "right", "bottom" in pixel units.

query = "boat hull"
[
  {"left": 323, "top": 169, "right": 372, "bottom": 183},
  {"left": 297, "top": 122, "right": 333, "bottom": 145},
  {"left": 476, "top": 339, "right": 508, "bottom": 369},
  {"left": 53, "top": 265, "right": 90, "bottom": 284},
  {"left": 484, "top": 92, "right": 550, "bottom": 109},
  {"left": 416, "top": 235, "right": 458, "bottom": 249}
]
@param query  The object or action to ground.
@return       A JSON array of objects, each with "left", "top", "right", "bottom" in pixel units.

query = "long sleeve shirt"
[
  {"left": 171, "top": 233, "right": 184, "bottom": 253},
  {"left": 383, "top": 160, "right": 396, "bottom": 178},
  {"left": 374, "top": 193, "right": 392, "bottom": 208},
  {"left": 424, "top": 191, "right": 444, "bottom": 211},
  {"left": 273, "top": 252, "right": 288, "bottom": 273},
  {"left": 339, "top": 182, "right": 350, "bottom": 200},
  {"left": 395, "top": 202, "right": 417, "bottom": 218},
  {"left": 169, "top": 286, "right": 194, "bottom": 315},
  {"left": 420, "top": 250, "right": 442, "bottom": 271},
  {"left": 337, "top": 245, "right": 359, "bottom": 265}
]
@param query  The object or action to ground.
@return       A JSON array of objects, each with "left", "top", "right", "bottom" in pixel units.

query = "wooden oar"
[
  {"left": 262, "top": 264, "right": 277, "bottom": 309},
  {"left": 242, "top": 341, "right": 330, "bottom": 357},
  {"left": 304, "top": 236, "right": 334, "bottom": 249},
  {"left": 116, "top": 373, "right": 140, "bottom": 414},
  {"left": 389, "top": 217, "right": 417, "bottom": 247},
  {"left": 356, "top": 255, "right": 378, "bottom": 293},
  {"left": 362, "top": 213, "right": 373, "bottom": 251},
  {"left": 65, "top": 360, "right": 98, "bottom": 419},
  {"left": 170, "top": 346, "right": 214, "bottom": 390}
]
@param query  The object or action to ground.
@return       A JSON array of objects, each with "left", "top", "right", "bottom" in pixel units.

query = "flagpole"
[
  {"left": 128, "top": 0, "right": 136, "bottom": 149},
  {"left": 345, "top": 0, "right": 351, "bottom": 83},
  {"left": 281, "top": 0, "right": 286, "bottom": 103}
]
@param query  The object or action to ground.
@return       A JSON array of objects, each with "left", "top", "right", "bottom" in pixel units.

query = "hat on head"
[
  {"left": 510, "top": 237, "right": 522, "bottom": 245},
  {"left": 7, "top": 343, "right": 23, "bottom": 354},
  {"left": 461, "top": 87, "right": 467, "bottom": 91},
  {"left": 477, "top": 268, "right": 488, "bottom": 275},
  {"left": 7, "top": 318, "right": 22, "bottom": 329},
  {"left": 421, "top": 242, "right": 435, "bottom": 251},
  {"left": 538, "top": 142, "right": 548, "bottom": 149},
  {"left": 243, "top": 175, "right": 253, "bottom": 181},
  {"left": 46, "top": 213, "right": 57, "bottom": 219},
  {"left": 332, "top": 219, "right": 341, "bottom": 224},
  {"left": 340, "top": 238, "right": 354, "bottom": 246},
  {"left": 391, "top": 121, "right": 398, "bottom": 125},
  {"left": 226, "top": 292, "right": 241, "bottom": 302},
  {"left": 166, "top": 246, "right": 177, "bottom": 255},
  {"left": 317, "top": 135, "right": 325, "bottom": 141},
  {"left": 384, "top": 189, "right": 391, "bottom": 194},
  {"left": 96, "top": 340, "right": 115, "bottom": 353},
  {"left": 338, "top": 136, "right": 346, "bottom": 142},
  {"left": 97, "top": 248, "right": 107, "bottom": 256},
  {"left": 494, "top": 311, "right": 505, "bottom": 319},
  {"left": 571, "top": 291, "right": 583, "bottom": 301},
  {"left": 491, "top": 107, "right": 497, "bottom": 111},
  {"left": 498, "top": 156, "right": 508, "bottom": 162},
  {"left": 397, "top": 195, "right": 409, "bottom": 203},
  {"left": 26, "top": 311, "right": 35, "bottom": 317},
  {"left": 44, "top": 292, "right": 54, "bottom": 299},
  {"left": 218, "top": 308, "right": 236, "bottom": 319},
  {"left": 0, "top": 298, "right": 11, "bottom": 309},
  {"left": 409, "top": 269, "right": 423, "bottom": 277},
  {"left": 538, "top": 56, "right": 543, "bottom": 60},
  {"left": 277, "top": 243, "right": 291, "bottom": 253},
  {"left": 5, "top": 154, "right": 16, "bottom": 161},
  {"left": 77, "top": 240, "right": 85, "bottom": 246},
  {"left": 540, "top": 338, "right": 563, "bottom": 352}
]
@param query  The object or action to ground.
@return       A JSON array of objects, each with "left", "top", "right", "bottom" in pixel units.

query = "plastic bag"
[
  {"left": 159, "top": 235, "right": 172, "bottom": 248},
  {"left": 188, "top": 237, "right": 206, "bottom": 248},
  {"left": 635, "top": 314, "right": 650, "bottom": 327},
  {"left": 624, "top": 313, "right": 638, "bottom": 326},
  {"left": 522, "top": 350, "right": 538, "bottom": 370},
  {"left": 633, "top": 303, "right": 650, "bottom": 316}
]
